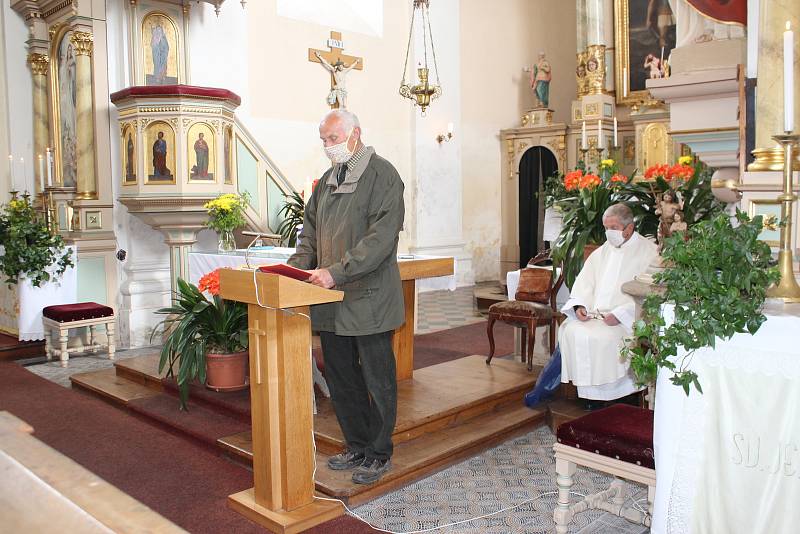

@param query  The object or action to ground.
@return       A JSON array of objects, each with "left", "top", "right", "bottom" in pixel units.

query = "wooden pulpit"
[{"left": 219, "top": 269, "right": 344, "bottom": 534}]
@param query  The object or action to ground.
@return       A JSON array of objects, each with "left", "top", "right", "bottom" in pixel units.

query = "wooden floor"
[
  {"left": 0, "top": 332, "right": 45, "bottom": 361},
  {"left": 71, "top": 353, "right": 550, "bottom": 505}
]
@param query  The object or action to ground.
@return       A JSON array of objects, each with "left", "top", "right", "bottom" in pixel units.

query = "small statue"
[
  {"left": 669, "top": 210, "right": 688, "bottom": 237},
  {"left": 644, "top": 53, "right": 664, "bottom": 79},
  {"left": 315, "top": 51, "right": 360, "bottom": 109},
  {"left": 530, "top": 52, "right": 552, "bottom": 108},
  {"left": 655, "top": 190, "right": 684, "bottom": 249}
]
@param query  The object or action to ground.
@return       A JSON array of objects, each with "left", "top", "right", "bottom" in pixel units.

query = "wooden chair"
[
  {"left": 486, "top": 251, "right": 564, "bottom": 371},
  {"left": 42, "top": 302, "right": 116, "bottom": 367},
  {"left": 552, "top": 404, "right": 655, "bottom": 533}
]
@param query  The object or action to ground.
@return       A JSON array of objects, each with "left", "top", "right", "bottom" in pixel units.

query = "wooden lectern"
[{"left": 219, "top": 269, "right": 344, "bottom": 534}]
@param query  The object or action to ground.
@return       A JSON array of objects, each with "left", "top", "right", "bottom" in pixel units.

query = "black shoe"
[
  {"left": 327, "top": 449, "right": 365, "bottom": 471},
  {"left": 352, "top": 458, "right": 391, "bottom": 485},
  {"left": 583, "top": 399, "right": 606, "bottom": 411}
]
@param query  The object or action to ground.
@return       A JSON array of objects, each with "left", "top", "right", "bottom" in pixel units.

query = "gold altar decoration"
[
  {"left": 585, "top": 44, "right": 607, "bottom": 96},
  {"left": 576, "top": 51, "right": 589, "bottom": 97},
  {"left": 399, "top": 0, "right": 442, "bottom": 115},
  {"left": 766, "top": 134, "right": 800, "bottom": 302},
  {"left": 69, "top": 31, "right": 93, "bottom": 56}
]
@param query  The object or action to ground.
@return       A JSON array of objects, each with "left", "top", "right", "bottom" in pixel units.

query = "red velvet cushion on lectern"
[
  {"left": 556, "top": 404, "right": 654, "bottom": 469},
  {"left": 43, "top": 302, "right": 115, "bottom": 323}
]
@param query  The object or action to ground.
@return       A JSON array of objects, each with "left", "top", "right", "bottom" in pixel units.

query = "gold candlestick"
[{"left": 766, "top": 133, "right": 800, "bottom": 302}]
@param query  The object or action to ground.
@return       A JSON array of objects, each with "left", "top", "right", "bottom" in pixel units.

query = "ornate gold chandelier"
[{"left": 399, "top": 0, "right": 442, "bottom": 115}]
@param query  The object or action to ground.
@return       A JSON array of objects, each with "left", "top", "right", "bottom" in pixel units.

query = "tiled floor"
[{"left": 23, "top": 285, "right": 648, "bottom": 533}]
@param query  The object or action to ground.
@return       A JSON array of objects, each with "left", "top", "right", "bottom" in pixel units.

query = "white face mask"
[
  {"left": 324, "top": 129, "right": 354, "bottom": 164},
  {"left": 605, "top": 229, "right": 626, "bottom": 248}
]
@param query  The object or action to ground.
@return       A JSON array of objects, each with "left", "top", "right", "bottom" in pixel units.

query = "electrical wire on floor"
[{"left": 252, "top": 267, "right": 592, "bottom": 533}]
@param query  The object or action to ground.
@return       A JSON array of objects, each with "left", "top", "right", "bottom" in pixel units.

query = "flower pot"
[{"left": 206, "top": 350, "right": 248, "bottom": 392}]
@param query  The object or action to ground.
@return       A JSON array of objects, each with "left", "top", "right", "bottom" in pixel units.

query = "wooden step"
[
  {"left": 221, "top": 402, "right": 546, "bottom": 505},
  {"left": 474, "top": 284, "right": 507, "bottom": 313},
  {"left": 70, "top": 368, "right": 159, "bottom": 406},
  {"left": 114, "top": 353, "right": 165, "bottom": 390},
  {"left": 546, "top": 398, "right": 589, "bottom": 433},
  {"left": 0, "top": 333, "right": 45, "bottom": 361}
]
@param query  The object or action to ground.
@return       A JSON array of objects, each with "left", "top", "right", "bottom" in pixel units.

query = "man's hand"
[
  {"left": 308, "top": 268, "right": 335, "bottom": 289},
  {"left": 603, "top": 313, "right": 620, "bottom": 326},
  {"left": 575, "top": 306, "right": 589, "bottom": 322}
]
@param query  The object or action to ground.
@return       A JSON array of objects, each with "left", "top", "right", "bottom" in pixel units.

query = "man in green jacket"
[{"left": 288, "top": 109, "right": 405, "bottom": 485}]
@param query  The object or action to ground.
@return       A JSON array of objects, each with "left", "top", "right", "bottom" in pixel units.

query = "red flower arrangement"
[
  {"left": 667, "top": 163, "right": 694, "bottom": 182},
  {"left": 198, "top": 269, "right": 221, "bottom": 296},
  {"left": 564, "top": 170, "right": 583, "bottom": 191},
  {"left": 644, "top": 164, "right": 670, "bottom": 180}
]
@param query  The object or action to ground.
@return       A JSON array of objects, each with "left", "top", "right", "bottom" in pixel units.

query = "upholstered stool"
[
  {"left": 553, "top": 404, "right": 656, "bottom": 533},
  {"left": 42, "top": 302, "right": 116, "bottom": 367}
]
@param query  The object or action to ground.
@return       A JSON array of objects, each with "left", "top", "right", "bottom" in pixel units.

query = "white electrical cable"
[{"left": 251, "top": 267, "right": 310, "bottom": 319}]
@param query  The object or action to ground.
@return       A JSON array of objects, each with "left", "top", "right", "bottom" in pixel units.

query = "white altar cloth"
[
  {"left": 652, "top": 302, "right": 800, "bottom": 534},
  {"left": 0, "top": 246, "right": 77, "bottom": 341}
]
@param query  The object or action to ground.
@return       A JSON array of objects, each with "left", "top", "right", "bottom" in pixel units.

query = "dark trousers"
[{"left": 319, "top": 330, "right": 397, "bottom": 460}]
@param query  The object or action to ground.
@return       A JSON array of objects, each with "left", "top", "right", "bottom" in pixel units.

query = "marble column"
[
  {"left": 70, "top": 31, "right": 98, "bottom": 199},
  {"left": 751, "top": 0, "right": 800, "bottom": 171},
  {"left": 27, "top": 53, "right": 49, "bottom": 194}
]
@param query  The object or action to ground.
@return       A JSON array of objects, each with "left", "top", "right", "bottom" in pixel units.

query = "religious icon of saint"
[
  {"left": 192, "top": 133, "right": 210, "bottom": 178},
  {"left": 150, "top": 21, "right": 169, "bottom": 85},
  {"left": 125, "top": 133, "right": 135, "bottom": 180},
  {"left": 58, "top": 35, "right": 77, "bottom": 187},
  {"left": 152, "top": 131, "right": 171, "bottom": 178}
]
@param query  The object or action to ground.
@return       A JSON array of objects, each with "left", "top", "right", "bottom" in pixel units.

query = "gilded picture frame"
[
  {"left": 141, "top": 12, "right": 181, "bottom": 86},
  {"left": 614, "top": 0, "right": 676, "bottom": 105},
  {"left": 144, "top": 121, "right": 177, "bottom": 184},
  {"left": 49, "top": 25, "right": 78, "bottom": 188},
  {"left": 223, "top": 125, "right": 235, "bottom": 185},
  {"left": 747, "top": 199, "right": 782, "bottom": 248},
  {"left": 122, "top": 124, "right": 137, "bottom": 185},
  {"left": 187, "top": 122, "right": 216, "bottom": 183}
]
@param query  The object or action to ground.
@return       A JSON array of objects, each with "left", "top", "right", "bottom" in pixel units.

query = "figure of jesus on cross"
[{"left": 309, "top": 31, "right": 363, "bottom": 109}]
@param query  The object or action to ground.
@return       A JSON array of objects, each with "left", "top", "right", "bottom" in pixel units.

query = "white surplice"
[{"left": 559, "top": 233, "right": 658, "bottom": 400}]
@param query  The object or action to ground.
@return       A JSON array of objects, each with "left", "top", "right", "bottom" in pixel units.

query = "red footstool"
[
  {"left": 552, "top": 404, "right": 656, "bottom": 533},
  {"left": 42, "top": 302, "right": 116, "bottom": 367}
]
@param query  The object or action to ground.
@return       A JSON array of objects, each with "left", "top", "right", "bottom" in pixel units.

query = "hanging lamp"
[{"left": 399, "top": 0, "right": 442, "bottom": 115}]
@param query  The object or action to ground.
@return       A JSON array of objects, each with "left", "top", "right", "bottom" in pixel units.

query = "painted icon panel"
[
  {"left": 122, "top": 125, "right": 137, "bottom": 184},
  {"left": 55, "top": 31, "right": 77, "bottom": 187},
  {"left": 187, "top": 123, "right": 216, "bottom": 182},
  {"left": 142, "top": 12, "right": 179, "bottom": 86},
  {"left": 145, "top": 121, "right": 176, "bottom": 183}
]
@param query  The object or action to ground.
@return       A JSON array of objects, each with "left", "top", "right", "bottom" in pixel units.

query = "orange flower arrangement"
[
  {"left": 578, "top": 172, "right": 602, "bottom": 189},
  {"left": 667, "top": 163, "right": 695, "bottom": 182},
  {"left": 644, "top": 163, "right": 670, "bottom": 180},
  {"left": 610, "top": 173, "right": 629, "bottom": 184},
  {"left": 198, "top": 269, "right": 221, "bottom": 296},
  {"left": 564, "top": 170, "right": 583, "bottom": 191}
]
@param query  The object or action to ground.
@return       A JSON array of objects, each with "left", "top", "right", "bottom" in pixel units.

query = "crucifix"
[{"left": 308, "top": 31, "right": 364, "bottom": 109}]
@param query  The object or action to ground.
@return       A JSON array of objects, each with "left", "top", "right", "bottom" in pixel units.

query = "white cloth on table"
[
  {"left": 0, "top": 245, "right": 77, "bottom": 341},
  {"left": 653, "top": 303, "right": 800, "bottom": 534},
  {"left": 559, "top": 233, "right": 657, "bottom": 399}
]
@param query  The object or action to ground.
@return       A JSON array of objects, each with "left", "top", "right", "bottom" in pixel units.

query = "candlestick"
[
  {"left": 766, "top": 134, "right": 800, "bottom": 301},
  {"left": 46, "top": 147, "right": 52, "bottom": 186},
  {"left": 785, "top": 21, "right": 794, "bottom": 132},
  {"left": 613, "top": 117, "right": 618, "bottom": 147},
  {"left": 597, "top": 120, "right": 604, "bottom": 149},
  {"left": 581, "top": 121, "right": 587, "bottom": 150},
  {"left": 38, "top": 154, "right": 44, "bottom": 191}
]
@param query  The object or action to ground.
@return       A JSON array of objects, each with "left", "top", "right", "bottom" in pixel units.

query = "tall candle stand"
[{"left": 766, "top": 133, "right": 800, "bottom": 302}]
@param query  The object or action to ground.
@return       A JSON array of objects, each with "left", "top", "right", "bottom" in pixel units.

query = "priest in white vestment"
[{"left": 559, "top": 204, "right": 658, "bottom": 401}]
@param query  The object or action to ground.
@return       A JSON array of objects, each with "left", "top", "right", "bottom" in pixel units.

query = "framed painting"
[
  {"left": 746, "top": 199, "right": 782, "bottom": 248},
  {"left": 622, "top": 135, "right": 636, "bottom": 166},
  {"left": 187, "top": 123, "right": 216, "bottom": 182},
  {"left": 122, "top": 124, "right": 137, "bottom": 185},
  {"left": 144, "top": 121, "right": 176, "bottom": 184},
  {"left": 224, "top": 125, "right": 234, "bottom": 185},
  {"left": 142, "top": 12, "right": 180, "bottom": 86},
  {"left": 614, "top": 0, "right": 676, "bottom": 105},
  {"left": 49, "top": 28, "right": 77, "bottom": 187}
]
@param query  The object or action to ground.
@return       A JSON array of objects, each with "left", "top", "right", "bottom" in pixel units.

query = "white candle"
[
  {"left": 19, "top": 157, "right": 25, "bottom": 192},
  {"left": 595, "top": 0, "right": 602, "bottom": 44},
  {"left": 623, "top": 67, "right": 628, "bottom": 98},
  {"left": 38, "top": 154, "right": 44, "bottom": 191},
  {"left": 597, "top": 120, "right": 604, "bottom": 149},
  {"left": 46, "top": 148, "right": 52, "bottom": 186},
  {"left": 613, "top": 117, "right": 618, "bottom": 147},
  {"left": 785, "top": 21, "right": 794, "bottom": 132},
  {"left": 660, "top": 46, "right": 664, "bottom": 66},
  {"left": 581, "top": 121, "right": 587, "bottom": 150}
]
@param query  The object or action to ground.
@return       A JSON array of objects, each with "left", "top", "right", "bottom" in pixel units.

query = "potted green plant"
[
  {"left": 203, "top": 192, "right": 250, "bottom": 252},
  {"left": 153, "top": 269, "right": 249, "bottom": 409},
  {"left": 0, "top": 196, "right": 73, "bottom": 287},
  {"left": 276, "top": 190, "right": 304, "bottom": 247},
  {"left": 623, "top": 211, "right": 780, "bottom": 394}
]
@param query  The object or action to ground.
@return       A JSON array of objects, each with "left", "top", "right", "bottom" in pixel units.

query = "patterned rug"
[{"left": 353, "top": 426, "right": 649, "bottom": 534}]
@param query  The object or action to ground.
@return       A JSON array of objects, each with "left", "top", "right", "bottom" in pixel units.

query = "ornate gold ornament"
[
  {"left": 70, "top": 31, "right": 94, "bottom": 56},
  {"left": 27, "top": 54, "right": 50, "bottom": 76},
  {"left": 399, "top": 0, "right": 442, "bottom": 115},
  {"left": 584, "top": 44, "right": 607, "bottom": 96}
]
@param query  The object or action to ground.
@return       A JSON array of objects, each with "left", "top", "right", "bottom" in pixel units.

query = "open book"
[{"left": 257, "top": 263, "right": 311, "bottom": 281}]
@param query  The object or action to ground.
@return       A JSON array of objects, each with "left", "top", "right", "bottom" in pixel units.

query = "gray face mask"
[{"left": 605, "top": 229, "right": 625, "bottom": 247}]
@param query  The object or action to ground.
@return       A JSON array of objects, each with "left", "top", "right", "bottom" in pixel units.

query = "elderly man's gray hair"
[
  {"left": 603, "top": 203, "right": 634, "bottom": 227},
  {"left": 322, "top": 109, "right": 361, "bottom": 132}
]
